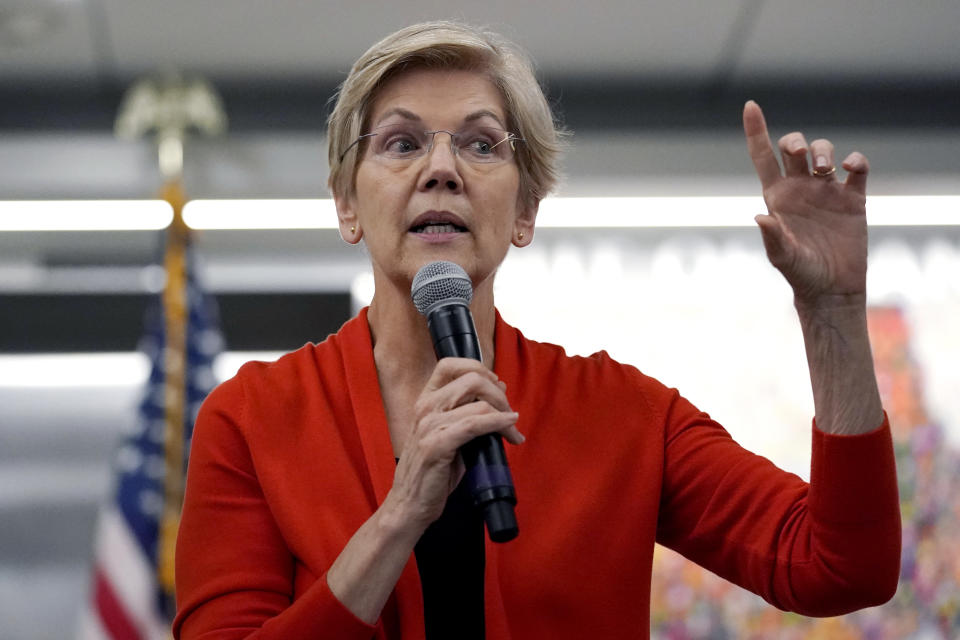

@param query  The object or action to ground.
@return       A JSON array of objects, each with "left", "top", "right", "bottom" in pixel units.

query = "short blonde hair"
[{"left": 327, "top": 21, "right": 564, "bottom": 210}]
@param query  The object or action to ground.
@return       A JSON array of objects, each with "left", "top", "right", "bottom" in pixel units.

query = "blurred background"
[{"left": 1, "top": 1, "right": 959, "bottom": 638}]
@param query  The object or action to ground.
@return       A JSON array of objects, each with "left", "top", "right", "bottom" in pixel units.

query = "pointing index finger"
[{"left": 743, "top": 100, "right": 782, "bottom": 189}]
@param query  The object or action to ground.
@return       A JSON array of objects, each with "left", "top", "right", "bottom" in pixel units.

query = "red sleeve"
[
  {"left": 172, "top": 374, "right": 377, "bottom": 639},
  {"left": 655, "top": 390, "right": 900, "bottom": 617}
]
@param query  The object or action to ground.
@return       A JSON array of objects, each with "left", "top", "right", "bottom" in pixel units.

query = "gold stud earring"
[
  {"left": 350, "top": 226, "right": 356, "bottom": 234},
  {"left": 518, "top": 231, "right": 524, "bottom": 241}
]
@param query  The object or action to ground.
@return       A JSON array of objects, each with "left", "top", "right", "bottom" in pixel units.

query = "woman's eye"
[
  {"left": 465, "top": 138, "right": 495, "bottom": 154},
  {"left": 384, "top": 137, "right": 419, "bottom": 154}
]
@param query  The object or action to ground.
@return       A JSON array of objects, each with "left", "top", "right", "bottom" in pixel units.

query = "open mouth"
[
  {"left": 410, "top": 221, "right": 467, "bottom": 234},
  {"left": 409, "top": 211, "right": 468, "bottom": 235}
]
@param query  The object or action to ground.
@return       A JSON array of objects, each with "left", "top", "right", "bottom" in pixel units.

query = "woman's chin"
[{"left": 407, "top": 231, "right": 478, "bottom": 267}]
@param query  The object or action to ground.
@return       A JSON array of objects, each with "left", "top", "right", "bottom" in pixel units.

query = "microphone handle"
[{"left": 426, "top": 304, "right": 519, "bottom": 543}]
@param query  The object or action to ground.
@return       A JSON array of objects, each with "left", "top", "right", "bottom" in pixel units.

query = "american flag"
[{"left": 78, "top": 246, "right": 222, "bottom": 639}]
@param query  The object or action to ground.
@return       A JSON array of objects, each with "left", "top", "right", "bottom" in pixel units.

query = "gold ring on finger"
[{"left": 812, "top": 165, "right": 837, "bottom": 177}]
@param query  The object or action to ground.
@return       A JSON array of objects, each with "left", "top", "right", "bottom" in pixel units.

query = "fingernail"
[
  {"left": 517, "top": 433, "right": 526, "bottom": 444},
  {"left": 815, "top": 155, "right": 828, "bottom": 169}
]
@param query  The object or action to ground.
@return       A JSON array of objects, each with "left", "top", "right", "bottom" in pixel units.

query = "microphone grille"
[{"left": 411, "top": 261, "right": 473, "bottom": 315}]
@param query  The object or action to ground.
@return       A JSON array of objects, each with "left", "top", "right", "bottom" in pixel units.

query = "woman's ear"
[
  {"left": 334, "top": 193, "right": 362, "bottom": 244},
  {"left": 512, "top": 199, "right": 539, "bottom": 247}
]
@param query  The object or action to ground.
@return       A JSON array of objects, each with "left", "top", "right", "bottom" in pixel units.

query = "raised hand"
[{"left": 743, "top": 100, "right": 871, "bottom": 307}]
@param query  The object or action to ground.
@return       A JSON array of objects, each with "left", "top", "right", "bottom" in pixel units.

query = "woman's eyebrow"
[
  {"left": 374, "top": 107, "right": 422, "bottom": 126},
  {"left": 464, "top": 110, "right": 506, "bottom": 128},
  {"left": 374, "top": 108, "right": 507, "bottom": 129}
]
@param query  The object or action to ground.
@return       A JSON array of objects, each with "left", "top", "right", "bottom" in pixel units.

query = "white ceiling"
[{"left": 1, "top": 0, "right": 958, "bottom": 83}]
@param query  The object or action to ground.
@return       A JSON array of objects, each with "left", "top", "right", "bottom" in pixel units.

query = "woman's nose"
[{"left": 418, "top": 132, "right": 463, "bottom": 192}]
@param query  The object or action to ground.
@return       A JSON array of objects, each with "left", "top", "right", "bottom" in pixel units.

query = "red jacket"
[{"left": 174, "top": 308, "right": 900, "bottom": 638}]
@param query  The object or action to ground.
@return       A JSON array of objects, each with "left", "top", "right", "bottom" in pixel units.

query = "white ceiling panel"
[
  {"left": 0, "top": 0, "right": 100, "bottom": 80},
  {"left": 737, "top": 0, "right": 960, "bottom": 79},
  {"left": 100, "top": 0, "right": 747, "bottom": 79},
  {"left": 3, "top": 1, "right": 956, "bottom": 84}
]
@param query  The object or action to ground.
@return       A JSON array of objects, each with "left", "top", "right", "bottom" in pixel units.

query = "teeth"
[{"left": 418, "top": 223, "right": 459, "bottom": 234}]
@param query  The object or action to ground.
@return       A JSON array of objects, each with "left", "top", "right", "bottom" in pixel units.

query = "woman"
[{"left": 174, "top": 21, "right": 900, "bottom": 639}]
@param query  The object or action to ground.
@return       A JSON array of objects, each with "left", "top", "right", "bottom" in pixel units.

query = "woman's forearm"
[
  {"left": 325, "top": 493, "right": 424, "bottom": 625},
  {"left": 795, "top": 294, "right": 884, "bottom": 435}
]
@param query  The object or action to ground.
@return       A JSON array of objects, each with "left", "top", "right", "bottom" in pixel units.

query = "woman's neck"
[
  {"left": 366, "top": 272, "right": 497, "bottom": 456},
  {"left": 366, "top": 272, "right": 497, "bottom": 389}
]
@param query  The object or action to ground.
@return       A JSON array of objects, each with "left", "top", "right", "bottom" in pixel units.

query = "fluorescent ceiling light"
[
  {"left": 538, "top": 197, "right": 762, "bottom": 227},
  {"left": 185, "top": 196, "right": 766, "bottom": 229},
  {"left": 543, "top": 195, "right": 960, "bottom": 227},
  {"left": 183, "top": 196, "right": 960, "bottom": 230},
  {"left": 0, "top": 353, "right": 151, "bottom": 388},
  {"left": 863, "top": 196, "right": 958, "bottom": 226},
  {"left": 183, "top": 199, "right": 338, "bottom": 229},
  {"left": 0, "top": 351, "right": 285, "bottom": 388},
  {"left": 0, "top": 201, "right": 173, "bottom": 231},
  {"left": 1, "top": 196, "right": 956, "bottom": 231}
]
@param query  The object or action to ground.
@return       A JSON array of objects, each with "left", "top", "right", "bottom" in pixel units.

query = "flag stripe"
[
  {"left": 95, "top": 567, "right": 144, "bottom": 640},
  {"left": 95, "top": 507, "right": 159, "bottom": 628}
]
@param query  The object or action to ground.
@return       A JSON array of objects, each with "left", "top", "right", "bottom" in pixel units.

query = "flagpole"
[
  {"left": 115, "top": 70, "right": 227, "bottom": 624},
  {"left": 157, "top": 174, "right": 189, "bottom": 611}
]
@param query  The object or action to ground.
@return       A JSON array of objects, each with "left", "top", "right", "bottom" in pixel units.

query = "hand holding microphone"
[{"left": 411, "top": 261, "right": 520, "bottom": 542}]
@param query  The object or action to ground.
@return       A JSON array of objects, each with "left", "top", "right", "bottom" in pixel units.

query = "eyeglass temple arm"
[
  {"left": 491, "top": 133, "right": 523, "bottom": 152},
  {"left": 338, "top": 132, "right": 378, "bottom": 162}
]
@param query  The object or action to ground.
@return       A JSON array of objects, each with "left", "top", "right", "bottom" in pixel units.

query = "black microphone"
[{"left": 411, "top": 261, "right": 518, "bottom": 543}]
